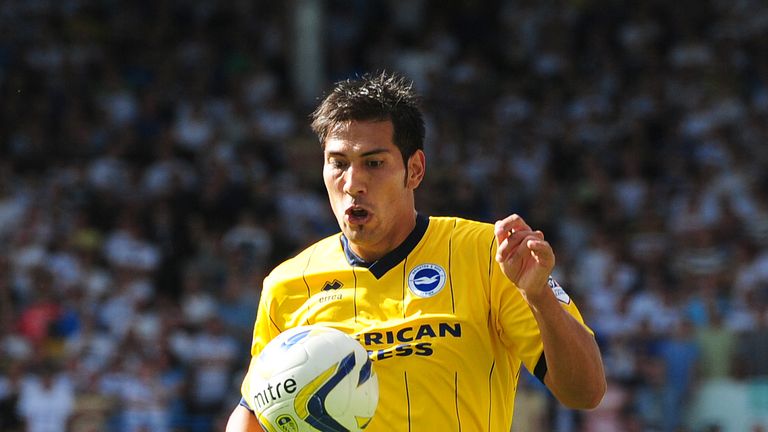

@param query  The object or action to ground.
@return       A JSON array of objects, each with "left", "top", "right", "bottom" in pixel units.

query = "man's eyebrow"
[{"left": 326, "top": 148, "right": 391, "bottom": 157}]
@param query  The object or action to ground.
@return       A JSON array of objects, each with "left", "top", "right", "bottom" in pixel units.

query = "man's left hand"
[{"left": 494, "top": 214, "right": 554, "bottom": 302}]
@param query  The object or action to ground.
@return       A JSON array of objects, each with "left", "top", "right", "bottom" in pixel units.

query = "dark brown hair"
[{"left": 310, "top": 71, "right": 425, "bottom": 166}]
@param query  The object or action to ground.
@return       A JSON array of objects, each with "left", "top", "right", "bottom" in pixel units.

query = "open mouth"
[{"left": 345, "top": 206, "right": 371, "bottom": 224}]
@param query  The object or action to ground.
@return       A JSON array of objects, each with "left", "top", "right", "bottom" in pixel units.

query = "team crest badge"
[{"left": 408, "top": 264, "right": 447, "bottom": 298}]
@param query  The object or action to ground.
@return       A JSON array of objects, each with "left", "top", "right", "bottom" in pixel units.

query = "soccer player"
[{"left": 226, "top": 72, "right": 605, "bottom": 431}]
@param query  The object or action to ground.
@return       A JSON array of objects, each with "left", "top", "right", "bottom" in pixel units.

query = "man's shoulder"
[
  {"left": 428, "top": 215, "right": 495, "bottom": 241},
  {"left": 265, "top": 233, "right": 343, "bottom": 284}
]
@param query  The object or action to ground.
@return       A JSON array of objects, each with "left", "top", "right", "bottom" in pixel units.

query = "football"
[{"left": 248, "top": 325, "right": 379, "bottom": 432}]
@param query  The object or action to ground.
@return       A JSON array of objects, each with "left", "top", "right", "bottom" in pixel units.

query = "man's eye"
[
  {"left": 329, "top": 160, "right": 347, "bottom": 169},
  {"left": 366, "top": 160, "right": 384, "bottom": 168}
]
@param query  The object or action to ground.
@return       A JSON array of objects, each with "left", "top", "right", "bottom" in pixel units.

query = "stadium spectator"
[{"left": 16, "top": 362, "right": 75, "bottom": 432}]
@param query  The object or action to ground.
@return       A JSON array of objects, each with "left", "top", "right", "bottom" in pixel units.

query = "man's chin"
[
  {"left": 342, "top": 224, "right": 364, "bottom": 238},
  {"left": 341, "top": 223, "right": 374, "bottom": 242}
]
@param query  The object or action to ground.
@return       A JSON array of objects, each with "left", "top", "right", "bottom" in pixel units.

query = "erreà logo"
[
  {"left": 322, "top": 279, "right": 343, "bottom": 291},
  {"left": 408, "top": 263, "right": 446, "bottom": 298}
]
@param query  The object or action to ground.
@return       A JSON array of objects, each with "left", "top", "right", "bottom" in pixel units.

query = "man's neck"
[{"left": 346, "top": 211, "right": 419, "bottom": 263}]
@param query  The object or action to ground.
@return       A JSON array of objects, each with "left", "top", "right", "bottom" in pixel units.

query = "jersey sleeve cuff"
[{"left": 533, "top": 352, "right": 548, "bottom": 383}]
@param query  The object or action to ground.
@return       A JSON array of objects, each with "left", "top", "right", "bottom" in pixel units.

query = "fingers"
[
  {"left": 496, "top": 230, "right": 545, "bottom": 263},
  {"left": 494, "top": 214, "right": 556, "bottom": 263},
  {"left": 526, "top": 238, "right": 556, "bottom": 267},
  {"left": 494, "top": 214, "right": 531, "bottom": 256},
  {"left": 494, "top": 214, "right": 532, "bottom": 239}
]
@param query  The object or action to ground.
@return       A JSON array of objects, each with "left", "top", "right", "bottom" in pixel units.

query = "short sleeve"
[
  {"left": 489, "top": 246, "right": 593, "bottom": 379},
  {"left": 239, "top": 279, "right": 282, "bottom": 408}
]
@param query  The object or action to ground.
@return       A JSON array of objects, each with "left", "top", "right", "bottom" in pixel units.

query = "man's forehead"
[{"left": 324, "top": 120, "right": 397, "bottom": 154}]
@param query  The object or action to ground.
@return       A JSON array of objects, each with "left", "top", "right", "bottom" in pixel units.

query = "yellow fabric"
[{"left": 241, "top": 216, "right": 591, "bottom": 431}]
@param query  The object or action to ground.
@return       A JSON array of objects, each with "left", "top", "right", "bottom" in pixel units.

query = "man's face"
[{"left": 323, "top": 120, "right": 425, "bottom": 261}]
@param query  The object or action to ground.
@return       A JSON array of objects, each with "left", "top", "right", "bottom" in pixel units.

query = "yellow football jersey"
[{"left": 241, "top": 215, "right": 591, "bottom": 431}]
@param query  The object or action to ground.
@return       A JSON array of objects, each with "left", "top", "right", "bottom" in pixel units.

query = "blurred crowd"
[{"left": 1, "top": 1, "right": 768, "bottom": 431}]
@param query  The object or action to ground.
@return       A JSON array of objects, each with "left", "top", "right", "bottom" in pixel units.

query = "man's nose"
[{"left": 343, "top": 164, "right": 366, "bottom": 196}]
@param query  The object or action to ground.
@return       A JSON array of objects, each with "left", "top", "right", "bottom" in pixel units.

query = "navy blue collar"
[{"left": 340, "top": 214, "right": 429, "bottom": 279}]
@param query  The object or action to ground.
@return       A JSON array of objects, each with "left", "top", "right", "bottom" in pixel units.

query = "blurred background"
[{"left": 1, "top": 0, "right": 768, "bottom": 431}]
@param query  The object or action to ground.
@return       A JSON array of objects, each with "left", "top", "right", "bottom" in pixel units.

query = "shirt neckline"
[{"left": 340, "top": 213, "right": 429, "bottom": 279}]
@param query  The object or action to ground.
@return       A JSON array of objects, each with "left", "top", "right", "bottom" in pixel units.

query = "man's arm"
[
  {"left": 225, "top": 404, "right": 264, "bottom": 432},
  {"left": 494, "top": 214, "right": 606, "bottom": 409},
  {"left": 527, "top": 284, "right": 606, "bottom": 408}
]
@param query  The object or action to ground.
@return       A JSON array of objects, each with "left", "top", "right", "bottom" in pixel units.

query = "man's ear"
[{"left": 406, "top": 150, "right": 426, "bottom": 189}]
